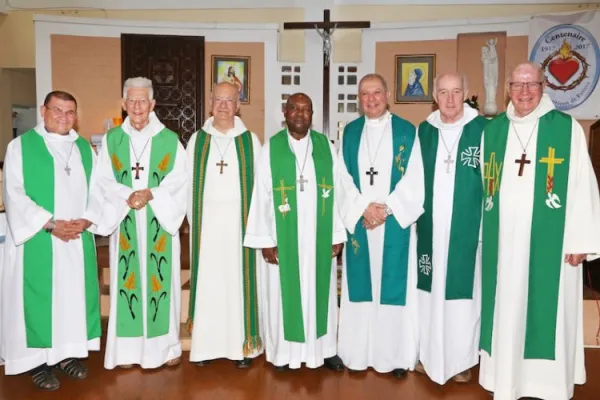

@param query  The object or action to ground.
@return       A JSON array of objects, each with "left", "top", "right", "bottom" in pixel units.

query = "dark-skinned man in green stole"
[
  {"left": 186, "top": 82, "right": 263, "bottom": 368},
  {"left": 336, "top": 74, "right": 425, "bottom": 378},
  {"left": 244, "top": 93, "right": 347, "bottom": 371},
  {"left": 414, "top": 73, "right": 487, "bottom": 385},
  {"left": 1, "top": 91, "right": 102, "bottom": 391},
  {"left": 90, "top": 77, "right": 188, "bottom": 370},
  {"left": 478, "top": 62, "right": 600, "bottom": 400}
]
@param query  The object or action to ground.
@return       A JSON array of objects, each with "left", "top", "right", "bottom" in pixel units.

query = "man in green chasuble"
[
  {"left": 336, "top": 73, "right": 424, "bottom": 378},
  {"left": 1, "top": 91, "right": 102, "bottom": 390},
  {"left": 186, "top": 82, "right": 263, "bottom": 368},
  {"left": 90, "top": 77, "right": 188, "bottom": 370},
  {"left": 414, "top": 72, "right": 486, "bottom": 385},
  {"left": 244, "top": 93, "right": 347, "bottom": 371},
  {"left": 479, "top": 62, "right": 600, "bottom": 400}
]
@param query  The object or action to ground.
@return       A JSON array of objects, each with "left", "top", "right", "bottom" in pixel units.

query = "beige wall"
[
  {"left": 0, "top": 68, "right": 36, "bottom": 160},
  {"left": 49, "top": 35, "right": 266, "bottom": 142},
  {"left": 0, "top": 4, "right": 596, "bottom": 68},
  {"left": 375, "top": 36, "right": 596, "bottom": 140}
]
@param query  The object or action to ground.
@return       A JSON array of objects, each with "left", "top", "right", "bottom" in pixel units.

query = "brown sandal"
[
  {"left": 57, "top": 358, "right": 88, "bottom": 380},
  {"left": 31, "top": 365, "right": 60, "bottom": 391},
  {"left": 166, "top": 357, "right": 181, "bottom": 367}
]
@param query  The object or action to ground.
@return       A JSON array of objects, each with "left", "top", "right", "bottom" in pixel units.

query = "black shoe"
[
  {"left": 274, "top": 364, "right": 289, "bottom": 372},
  {"left": 324, "top": 355, "right": 345, "bottom": 372},
  {"left": 235, "top": 358, "right": 252, "bottom": 369},
  {"left": 392, "top": 368, "right": 407, "bottom": 379},
  {"left": 56, "top": 358, "right": 88, "bottom": 380},
  {"left": 31, "top": 365, "right": 60, "bottom": 391},
  {"left": 193, "top": 360, "right": 211, "bottom": 366}
]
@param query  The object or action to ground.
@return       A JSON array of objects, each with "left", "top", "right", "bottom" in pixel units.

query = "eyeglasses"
[
  {"left": 508, "top": 82, "right": 543, "bottom": 92},
  {"left": 125, "top": 98, "right": 150, "bottom": 106},
  {"left": 45, "top": 106, "right": 77, "bottom": 118}
]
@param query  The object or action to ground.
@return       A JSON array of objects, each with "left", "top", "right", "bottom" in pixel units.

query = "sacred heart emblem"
[{"left": 548, "top": 41, "right": 580, "bottom": 84}]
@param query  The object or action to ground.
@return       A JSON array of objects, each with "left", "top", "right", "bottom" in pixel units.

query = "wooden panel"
[{"left": 122, "top": 33, "right": 205, "bottom": 146}]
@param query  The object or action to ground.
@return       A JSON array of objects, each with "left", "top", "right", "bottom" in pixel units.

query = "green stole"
[
  {"left": 21, "top": 129, "right": 101, "bottom": 348},
  {"left": 107, "top": 126, "right": 178, "bottom": 338},
  {"left": 416, "top": 116, "right": 486, "bottom": 299},
  {"left": 342, "top": 114, "right": 415, "bottom": 305},
  {"left": 270, "top": 129, "right": 334, "bottom": 343},
  {"left": 481, "top": 110, "right": 572, "bottom": 360},
  {"left": 187, "top": 130, "right": 261, "bottom": 355}
]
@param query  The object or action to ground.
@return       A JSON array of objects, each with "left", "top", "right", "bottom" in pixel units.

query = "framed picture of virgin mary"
[{"left": 394, "top": 54, "right": 435, "bottom": 104}]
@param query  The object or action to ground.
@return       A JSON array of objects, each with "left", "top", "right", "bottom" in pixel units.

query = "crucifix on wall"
[{"left": 284, "top": 9, "right": 370, "bottom": 137}]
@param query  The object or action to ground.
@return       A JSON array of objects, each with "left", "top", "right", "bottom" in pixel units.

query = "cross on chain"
[
  {"left": 443, "top": 154, "right": 454, "bottom": 173},
  {"left": 366, "top": 167, "right": 378, "bottom": 185},
  {"left": 515, "top": 153, "right": 531, "bottom": 177},
  {"left": 297, "top": 175, "right": 308, "bottom": 192},
  {"left": 216, "top": 159, "right": 228, "bottom": 174},
  {"left": 64, "top": 165, "right": 72, "bottom": 176},
  {"left": 132, "top": 162, "right": 144, "bottom": 180},
  {"left": 284, "top": 10, "right": 370, "bottom": 137}
]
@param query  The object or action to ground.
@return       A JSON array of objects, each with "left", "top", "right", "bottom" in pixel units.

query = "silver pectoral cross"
[
  {"left": 297, "top": 175, "right": 308, "bottom": 192},
  {"left": 444, "top": 154, "right": 454, "bottom": 173},
  {"left": 64, "top": 165, "right": 72, "bottom": 176}
]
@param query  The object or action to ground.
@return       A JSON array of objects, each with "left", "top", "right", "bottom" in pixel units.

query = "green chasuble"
[
  {"left": 107, "top": 126, "right": 178, "bottom": 338},
  {"left": 481, "top": 110, "right": 572, "bottom": 360},
  {"left": 342, "top": 114, "right": 415, "bottom": 306},
  {"left": 270, "top": 129, "right": 334, "bottom": 343},
  {"left": 416, "top": 116, "right": 487, "bottom": 299},
  {"left": 21, "top": 129, "right": 101, "bottom": 348},
  {"left": 187, "top": 130, "right": 261, "bottom": 355}
]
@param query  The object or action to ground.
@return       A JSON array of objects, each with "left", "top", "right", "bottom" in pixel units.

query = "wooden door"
[{"left": 121, "top": 34, "right": 205, "bottom": 146}]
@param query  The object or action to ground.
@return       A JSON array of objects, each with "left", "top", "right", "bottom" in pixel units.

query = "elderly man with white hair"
[
  {"left": 479, "top": 62, "right": 600, "bottom": 400},
  {"left": 413, "top": 72, "right": 487, "bottom": 385},
  {"left": 90, "top": 76, "right": 188, "bottom": 370}
]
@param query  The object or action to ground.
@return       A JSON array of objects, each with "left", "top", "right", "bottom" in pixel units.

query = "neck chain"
[
  {"left": 512, "top": 120, "right": 539, "bottom": 155},
  {"left": 213, "top": 135, "right": 234, "bottom": 161},
  {"left": 289, "top": 133, "right": 311, "bottom": 192},
  {"left": 365, "top": 119, "right": 389, "bottom": 167},
  {"left": 130, "top": 136, "right": 152, "bottom": 163},
  {"left": 47, "top": 140, "right": 75, "bottom": 176}
]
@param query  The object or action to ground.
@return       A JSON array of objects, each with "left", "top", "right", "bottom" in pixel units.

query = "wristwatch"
[
  {"left": 385, "top": 205, "right": 393, "bottom": 216},
  {"left": 44, "top": 220, "right": 56, "bottom": 234}
]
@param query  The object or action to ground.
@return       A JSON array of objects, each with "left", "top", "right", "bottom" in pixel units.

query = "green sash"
[
  {"left": 21, "top": 129, "right": 101, "bottom": 348},
  {"left": 416, "top": 116, "right": 486, "bottom": 299},
  {"left": 342, "top": 115, "right": 415, "bottom": 305},
  {"left": 107, "top": 126, "right": 178, "bottom": 338},
  {"left": 187, "top": 130, "right": 261, "bottom": 355},
  {"left": 270, "top": 129, "right": 334, "bottom": 342},
  {"left": 481, "top": 110, "right": 571, "bottom": 360}
]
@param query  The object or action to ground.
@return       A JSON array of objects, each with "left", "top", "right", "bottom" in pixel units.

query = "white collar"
[
  {"left": 121, "top": 111, "right": 165, "bottom": 137},
  {"left": 426, "top": 103, "right": 479, "bottom": 130},
  {"left": 507, "top": 93, "right": 555, "bottom": 124},
  {"left": 34, "top": 123, "right": 78, "bottom": 143},
  {"left": 201, "top": 116, "right": 248, "bottom": 138}
]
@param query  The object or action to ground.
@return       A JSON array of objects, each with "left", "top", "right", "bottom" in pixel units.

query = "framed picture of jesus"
[{"left": 211, "top": 55, "right": 250, "bottom": 104}]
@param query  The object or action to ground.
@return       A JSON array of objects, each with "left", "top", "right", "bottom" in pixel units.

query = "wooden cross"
[
  {"left": 132, "top": 162, "right": 144, "bottom": 180},
  {"left": 366, "top": 166, "right": 378, "bottom": 185},
  {"left": 284, "top": 9, "right": 370, "bottom": 137},
  {"left": 297, "top": 174, "right": 308, "bottom": 192},
  {"left": 515, "top": 153, "right": 531, "bottom": 176},
  {"left": 443, "top": 154, "right": 454, "bottom": 173},
  {"left": 216, "top": 159, "right": 228, "bottom": 174}
]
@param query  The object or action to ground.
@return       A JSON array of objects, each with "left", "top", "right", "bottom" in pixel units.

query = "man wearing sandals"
[
  {"left": 1, "top": 91, "right": 103, "bottom": 390},
  {"left": 91, "top": 77, "right": 188, "bottom": 370}
]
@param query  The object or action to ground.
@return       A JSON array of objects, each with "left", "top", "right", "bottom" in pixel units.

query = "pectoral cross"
[
  {"left": 297, "top": 175, "right": 308, "bottom": 192},
  {"left": 216, "top": 159, "right": 228, "bottom": 174},
  {"left": 132, "top": 162, "right": 144, "bottom": 180},
  {"left": 444, "top": 154, "right": 454, "bottom": 173},
  {"left": 515, "top": 153, "right": 531, "bottom": 176},
  {"left": 366, "top": 167, "right": 378, "bottom": 185},
  {"left": 64, "top": 165, "right": 71, "bottom": 176}
]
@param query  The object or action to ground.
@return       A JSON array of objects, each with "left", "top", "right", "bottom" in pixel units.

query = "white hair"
[
  {"left": 123, "top": 77, "right": 154, "bottom": 100},
  {"left": 433, "top": 72, "right": 468, "bottom": 96}
]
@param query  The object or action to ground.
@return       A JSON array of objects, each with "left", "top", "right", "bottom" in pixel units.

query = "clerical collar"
[
  {"left": 365, "top": 111, "right": 390, "bottom": 125},
  {"left": 427, "top": 104, "right": 478, "bottom": 130},
  {"left": 37, "top": 124, "right": 77, "bottom": 142}
]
